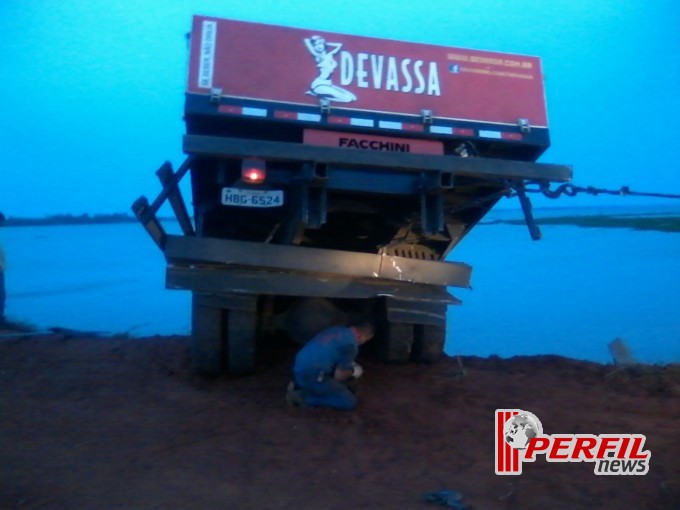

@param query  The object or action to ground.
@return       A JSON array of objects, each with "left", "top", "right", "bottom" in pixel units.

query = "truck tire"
[
  {"left": 411, "top": 324, "right": 446, "bottom": 363},
  {"left": 225, "top": 309, "right": 257, "bottom": 375},
  {"left": 380, "top": 321, "right": 415, "bottom": 363},
  {"left": 190, "top": 299, "right": 224, "bottom": 377},
  {"left": 190, "top": 294, "right": 258, "bottom": 376},
  {"left": 278, "top": 297, "right": 347, "bottom": 344}
]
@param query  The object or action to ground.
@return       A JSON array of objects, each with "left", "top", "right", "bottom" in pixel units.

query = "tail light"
[{"left": 241, "top": 158, "right": 266, "bottom": 184}]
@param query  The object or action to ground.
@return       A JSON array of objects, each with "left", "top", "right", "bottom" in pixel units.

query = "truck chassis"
[{"left": 134, "top": 134, "right": 570, "bottom": 375}]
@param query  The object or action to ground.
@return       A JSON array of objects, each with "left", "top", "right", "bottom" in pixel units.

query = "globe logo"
[{"left": 503, "top": 411, "right": 543, "bottom": 450}]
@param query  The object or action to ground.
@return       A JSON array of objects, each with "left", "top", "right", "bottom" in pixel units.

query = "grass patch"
[{"left": 494, "top": 215, "right": 680, "bottom": 233}]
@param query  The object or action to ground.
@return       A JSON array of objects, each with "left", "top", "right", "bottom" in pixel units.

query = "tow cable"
[{"left": 508, "top": 182, "right": 680, "bottom": 240}]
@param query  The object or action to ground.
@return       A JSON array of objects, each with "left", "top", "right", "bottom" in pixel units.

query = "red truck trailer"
[{"left": 133, "top": 16, "right": 571, "bottom": 375}]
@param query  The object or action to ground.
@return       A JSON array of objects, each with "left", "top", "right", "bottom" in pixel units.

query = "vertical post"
[
  {"left": 305, "top": 186, "right": 327, "bottom": 229},
  {"left": 300, "top": 163, "right": 328, "bottom": 229},
  {"left": 515, "top": 183, "right": 542, "bottom": 241},
  {"left": 420, "top": 192, "right": 444, "bottom": 234}
]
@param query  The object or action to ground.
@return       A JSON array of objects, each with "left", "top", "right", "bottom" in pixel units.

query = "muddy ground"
[{"left": 1, "top": 329, "right": 679, "bottom": 510}]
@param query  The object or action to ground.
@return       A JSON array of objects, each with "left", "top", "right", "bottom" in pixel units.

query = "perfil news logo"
[{"left": 495, "top": 410, "right": 651, "bottom": 476}]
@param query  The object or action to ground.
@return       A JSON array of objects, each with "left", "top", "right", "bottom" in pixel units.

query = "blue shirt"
[{"left": 293, "top": 326, "right": 357, "bottom": 375}]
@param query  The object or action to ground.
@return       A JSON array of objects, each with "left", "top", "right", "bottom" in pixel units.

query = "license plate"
[{"left": 221, "top": 188, "right": 284, "bottom": 208}]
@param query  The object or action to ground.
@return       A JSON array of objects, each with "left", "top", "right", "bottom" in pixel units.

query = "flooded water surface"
[{"left": 2, "top": 206, "right": 678, "bottom": 364}]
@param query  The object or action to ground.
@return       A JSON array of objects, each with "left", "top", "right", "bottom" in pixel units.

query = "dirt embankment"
[{"left": 1, "top": 331, "right": 679, "bottom": 510}]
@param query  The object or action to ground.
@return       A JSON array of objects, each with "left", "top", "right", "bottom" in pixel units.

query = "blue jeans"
[{"left": 294, "top": 370, "right": 357, "bottom": 410}]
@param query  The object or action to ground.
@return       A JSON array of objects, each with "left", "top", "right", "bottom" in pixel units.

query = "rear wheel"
[
  {"left": 379, "top": 321, "right": 415, "bottom": 363},
  {"left": 276, "top": 297, "right": 347, "bottom": 344},
  {"left": 376, "top": 297, "right": 447, "bottom": 364},
  {"left": 411, "top": 324, "right": 446, "bottom": 363},
  {"left": 190, "top": 298, "right": 223, "bottom": 376},
  {"left": 190, "top": 293, "right": 258, "bottom": 376}
]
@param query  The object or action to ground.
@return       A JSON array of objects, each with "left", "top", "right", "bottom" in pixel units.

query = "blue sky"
[{"left": 1, "top": 0, "right": 679, "bottom": 217}]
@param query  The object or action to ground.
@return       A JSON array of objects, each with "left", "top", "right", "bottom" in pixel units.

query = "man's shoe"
[{"left": 285, "top": 381, "right": 305, "bottom": 407}]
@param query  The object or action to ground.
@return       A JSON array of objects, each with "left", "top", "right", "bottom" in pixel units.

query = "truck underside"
[{"left": 133, "top": 102, "right": 571, "bottom": 375}]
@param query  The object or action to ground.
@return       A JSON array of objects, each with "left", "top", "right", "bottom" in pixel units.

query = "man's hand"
[
  {"left": 334, "top": 362, "right": 364, "bottom": 381},
  {"left": 333, "top": 367, "right": 354, "bottom": 381}
]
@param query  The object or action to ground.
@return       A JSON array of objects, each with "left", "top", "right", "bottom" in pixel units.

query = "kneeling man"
[{"left": 289, "top": 321, "right": 374, "bottom": 410}]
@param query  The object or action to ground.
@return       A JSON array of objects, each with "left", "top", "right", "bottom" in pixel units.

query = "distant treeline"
[
  {"left": 1, "top": 213, "right": 141, "bottom": 227},
  {"left": 486, "top": 215, "right": 680, "bottom": 233},
  {"left": 2, "top": 212, "right": 679, "bottom": 232}
]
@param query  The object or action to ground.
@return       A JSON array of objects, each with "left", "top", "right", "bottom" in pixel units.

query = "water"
[
  {"left": 1, "top": 206, "right": 678, "bottom": 364},
  {"left": 446, "top": 217, "right": 680, "bottom": 364},
  {"left": 2, "top": 221, "right": 191, "bottom": 337}
]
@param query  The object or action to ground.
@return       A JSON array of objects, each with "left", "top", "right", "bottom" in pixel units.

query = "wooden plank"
[
  {"left": 167, "top": 265, "right": 462, "bottom": 304},
  {"left": 608, "top": 337, "right": 637, "bottom": 367},
  {"left": 183, "top": 135, "right": 572, "bottom": 182},
  {"left": 156, "top": 161, "right": 195, "bottom": 236},
  {"left": 131, "top": 196, "right": 167, "bottom": 250},
  {"left": 164, "top": 235, "right": 472, "bottom": 288},
  {"left": 148, "top": 156, "right": 194, "bottom": 215}
]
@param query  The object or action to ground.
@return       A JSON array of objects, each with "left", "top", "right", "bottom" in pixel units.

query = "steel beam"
[
  {"left": 183, "top": 134, "right": 572, "bottom": 182},
  {"left": 164, "top": 235, "right": 471, "bottom": 288},
  {"left": 167, "top": 265, "right": 461, "bottom": 304}
]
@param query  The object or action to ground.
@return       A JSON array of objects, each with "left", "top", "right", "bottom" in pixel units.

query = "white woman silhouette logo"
[{"left": 304, "top": 35, "right": 357, "bottom": 103}]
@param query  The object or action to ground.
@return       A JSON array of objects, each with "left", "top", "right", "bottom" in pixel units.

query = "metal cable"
[{"left": 534, "top": 183, "right": 680, "bottom": 200}]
